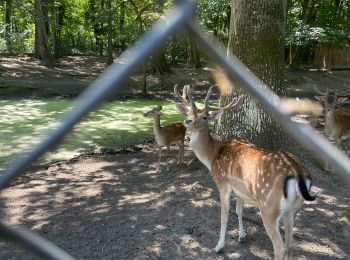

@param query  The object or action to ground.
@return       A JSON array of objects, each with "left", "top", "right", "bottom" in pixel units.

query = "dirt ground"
[{"left": 0, "top": 56, "right": 350, "bottom": 259}]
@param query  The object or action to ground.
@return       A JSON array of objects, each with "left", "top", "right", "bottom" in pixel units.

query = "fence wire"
[{"left": 0, "top": 0, "right": 349, "bottom": 259}]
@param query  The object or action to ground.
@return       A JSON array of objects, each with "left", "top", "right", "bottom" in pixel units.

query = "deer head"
[
  {"left": 314, "top": 88, "right": 349, "bottom": 112},
  {"left": 143, "top": 105, "right": 163, "bottom": 118},
  {"left": 174, "top": 85, "right": 243, "bottom": 131}
]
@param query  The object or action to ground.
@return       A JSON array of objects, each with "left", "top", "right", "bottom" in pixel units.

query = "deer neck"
[
  {"left": 152, "top": 115, "right": 162, "bottom": 139},
  {"left": 325, "top": 108, "right": 337, "bottom": 137},
  {"left": 189, "top": 127, "right": 221, "bottom": 171}
]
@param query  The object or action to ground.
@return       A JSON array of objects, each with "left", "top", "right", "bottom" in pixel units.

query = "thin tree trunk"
[
  {"left": 50, "top": 0, "right": 59, "bottom": 59},
  {"left": 106, "top": 0, "right": 113, "bottom": 65},
  {"left": 170, "top": 36, "right": 178, "bottom": 65},
  {"left": 34, "top": 0, "right": 51, "bottom": 65},
  {"left": 99, "top": 0, "right": 105, "bottom": 56},
  {"left": 5, "top": 0, "right": 12, "bottom": 53},
  {"left": 119, "top": 1, "right": 127, "bottom": 52}
]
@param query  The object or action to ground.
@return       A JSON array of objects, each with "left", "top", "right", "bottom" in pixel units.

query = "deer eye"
[{"left": 203, "top": 116, "right": 207, "bottom": 120}]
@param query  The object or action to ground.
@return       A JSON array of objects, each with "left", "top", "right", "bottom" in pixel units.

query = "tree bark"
[
  {"left": 5, "top": 0, "right": 12, "bottom": 53},
  {"left": 186, "top": 40, "right": 201, "bottom": 69},
  {"left": 170, "top": 36, "right": 178, "bottom": 65},
  {"left": 34, "top": 0, "right": 51, "bottom": 65},
  {"left": 214, "top": 0, "right": 287, "bottom": 150},
  {"left": 118, "top": 0, "right": 127, "bottom": 52},
  {"left": 106, "top": 0, "right": 113, "bottom": 65},
  {"left": 50, "top": 0, "right": 60, "bottom": 59}
]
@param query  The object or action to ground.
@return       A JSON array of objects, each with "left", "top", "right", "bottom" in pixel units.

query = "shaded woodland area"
[{"left": 0, "top": 0, "right": 349, "bottom": 70}]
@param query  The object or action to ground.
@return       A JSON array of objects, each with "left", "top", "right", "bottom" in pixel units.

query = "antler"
[
  {"left": 174, "top": 84, "right": 197, "bottom": 112},
  {"left": 204, "top": 85, "right": 215, "bottom": 109},
  {"left": 219, "top": 96, "right": 243, "bottom": 110},
  {"left": 204, "top": 85, "right": 243, "bottom": 111},
  {"left": 185, "top": 85, "right": 197, "bottom": 111},
  {"left": 174, "top": 84, "right": 189, "bottom": 105},
  {"left": 314, "top": 86, "right": 327, "bottom": 96}
]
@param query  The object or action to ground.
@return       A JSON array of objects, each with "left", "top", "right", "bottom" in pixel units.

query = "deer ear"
[
  {"left": 208, "top": 109, "right": 224, "bottom": 121},
  {"left": 175, "top": 103, "right": 188, "bottom": 116},
  {"left": 315, "top": 96, "right": 324, "bottom": 103},
  {"left": 338, "top": 97, "right": 348, "bottom": 103}
]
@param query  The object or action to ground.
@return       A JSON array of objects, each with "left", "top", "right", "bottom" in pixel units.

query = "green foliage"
[
  {"left": 286, "top": 0, "right": 350, "bottom": 47},
  {"left": 198, "top": 0, "right": 230, "bottom": 44},
  {"left": 0, "top": 0, "right": 348, "bottom": 61}
]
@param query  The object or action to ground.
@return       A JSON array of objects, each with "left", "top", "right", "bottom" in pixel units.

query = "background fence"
[{"left": 0, "top": 0, "right": 349, "bottom": 259}]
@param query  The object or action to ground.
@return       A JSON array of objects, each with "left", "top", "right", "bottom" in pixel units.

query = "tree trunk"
[
  {"left": 214, "top": 0, "right": 287, "bottom": 150},
  {"left": 186, "top": 40, "right": 201, "bottom": 69},
  {"left": 106, "top": 0, "right": 113, "bottom": 65},
  {"left": 118, "top": 0, "right": 127, "bottom": 52},
  {"left": 34, "top": 0, "right": 51, "bottom": 65},
  {"left": 152, "top": 48, "right": 170, "bottom": 74},
  {"left": 186, "top": 40, "right": 194, "bottom": 69},
  {"left": 5, "top": 0, "right": 12, "bottom": 53},
  {"left": 99, "top": 0, "right": 105, "bottom": 56},
  {"left": 50, "top": 0, "right": 60, "bottom": 59},
  {"left": 288, "top": 0, "right": 317, "bottom": 67},
  {"left": 170, "top": 36, "right": 178, "bottom": 65}
]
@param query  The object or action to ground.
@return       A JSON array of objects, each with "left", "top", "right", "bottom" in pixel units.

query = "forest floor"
[{"left": 0, "top": 56, "right": 350, "bottom": 259}]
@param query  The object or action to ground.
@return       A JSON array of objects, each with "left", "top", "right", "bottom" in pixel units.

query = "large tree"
[{"left": 214, "top": 0, "right": 288, "bottom": 150}]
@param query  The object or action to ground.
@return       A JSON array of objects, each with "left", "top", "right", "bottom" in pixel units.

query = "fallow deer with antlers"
[
  {"left": 143, "top": 105, "right": 186, "bottom": 172},
  {"left": 174, "top": 85, "right": 315, "bottom": 260},
  {"left": 315, "top": 89, "right": 350, "bottom": 171},
  {"left": 315, "top": 89, "right": 350, "bottom": 149}
]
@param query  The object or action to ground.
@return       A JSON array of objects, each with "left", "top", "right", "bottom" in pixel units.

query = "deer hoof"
[
  {"left": 213, "top": 245, "right": 224, "bottom": 254},
  {"left": 238, "top": 236, "right": 246, "bottom": 243}
]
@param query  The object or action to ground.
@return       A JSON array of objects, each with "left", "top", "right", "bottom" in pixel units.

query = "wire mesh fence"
[{"left": 0, "top": 0, "right": 349, "bottom": 259}]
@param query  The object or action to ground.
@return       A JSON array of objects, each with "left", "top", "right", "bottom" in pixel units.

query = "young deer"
[
  {"left": 175, "top": 85, "right": 315, "bottom": 260},
  {"left": 143, "top": 106, "right": 186, "bottom": 172}
]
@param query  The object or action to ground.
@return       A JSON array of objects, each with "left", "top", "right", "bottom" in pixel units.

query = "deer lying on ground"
[
  {"left": 174, "top": 85, "right": 315, "bottom": 260},
  {"left": 143, "top": 106, "right": 186, "bottom": 172}
]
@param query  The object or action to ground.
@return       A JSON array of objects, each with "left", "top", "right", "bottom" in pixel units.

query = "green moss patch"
[{"left": 0, "top": 99, "right": 185, "bottom": 170}]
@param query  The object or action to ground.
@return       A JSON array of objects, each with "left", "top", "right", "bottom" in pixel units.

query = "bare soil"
[{"left": 0, "top": 56, "right": 349, "bottom": 259}]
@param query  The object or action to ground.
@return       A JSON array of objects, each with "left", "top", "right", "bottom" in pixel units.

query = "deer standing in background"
[
  {"left": 315, "top": 90, "right": 350, "bottom": 149},
  {"left": 143, "top": 106, "right": 186, "bottom": 172},
  {"left": 175, "top": 85, "right": 315, "bottom": 260},
  {"left": 315, "top": 90, "right": 350, "bottom": 171}
]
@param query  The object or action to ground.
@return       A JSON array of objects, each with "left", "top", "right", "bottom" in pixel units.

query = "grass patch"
[
  {"left": 0, "top": 86, "right": 34, "bottom": 95},
  {"left": 0, "top": 98, "right": 185, "bottom": 170}
]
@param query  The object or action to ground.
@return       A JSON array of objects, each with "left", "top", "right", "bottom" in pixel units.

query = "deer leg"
[
  {"left": 156, "top": 145, "right": 162, "bottom": 172},
  {"left": 283, "top": 211, "right": 297, "bottom": 260},
  {"left": 176, "top": 142, "right": 181, "bottom": 165},
  {"left": 236, "top": 197, "right": 246, "bottom": 243},
  {"left": 180, "top": 142, "right": 185, "bottom": 163},
  {"left": 213, "top": 185, "right": 232, "bottom": 253},
  {"left": 178, "top": 141, "right": 184, "bottom": 164},
  {"left": 260, "top": 211, "right": 286, "bottom": 260},
  {"left": 166, "top": 145, "right": 170, "bottom": 171}
]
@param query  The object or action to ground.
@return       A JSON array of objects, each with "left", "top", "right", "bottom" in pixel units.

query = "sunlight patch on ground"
[
  {"left": 296, "top": 241, "right": 346, "bottom": 258},
  {"left": 117, "top": 192, "right": 159, "bottom": 207},
  {"left": 179, "top": 234, "right": 203, "bottom": 254}
]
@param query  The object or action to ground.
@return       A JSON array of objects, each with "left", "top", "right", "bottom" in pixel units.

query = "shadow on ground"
[{"left": 0, "top": 145, "right": 349, "bottom": 259}]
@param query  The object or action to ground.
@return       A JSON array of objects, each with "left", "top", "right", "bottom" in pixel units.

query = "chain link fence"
[{"left": 0, "top": 0, "right": 349, "bottom": 259}]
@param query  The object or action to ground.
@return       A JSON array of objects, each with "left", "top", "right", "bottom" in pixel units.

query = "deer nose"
[{"left": 185, "top": 119, "right": 192, "bottom": 124}]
